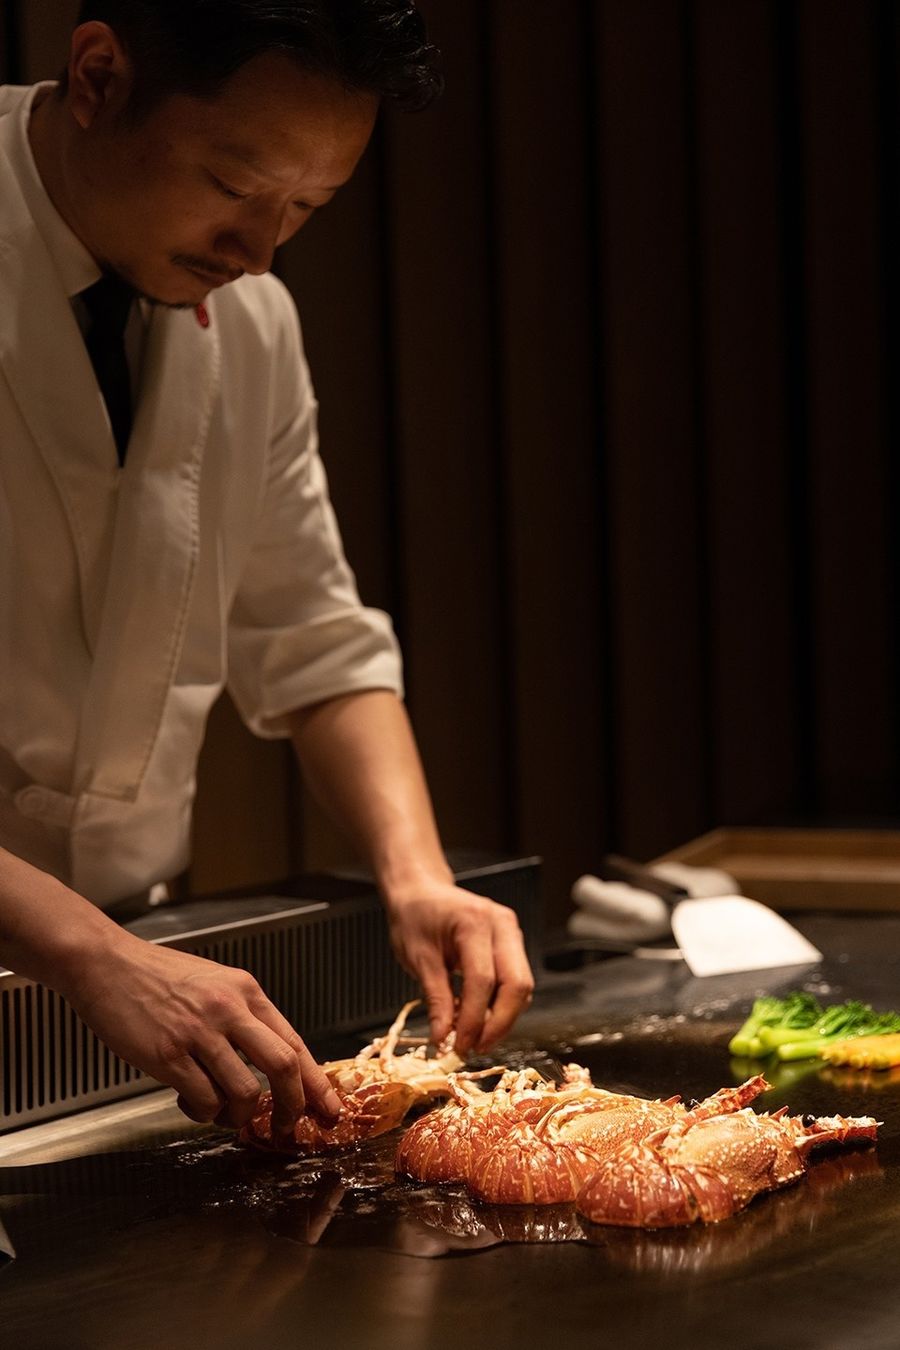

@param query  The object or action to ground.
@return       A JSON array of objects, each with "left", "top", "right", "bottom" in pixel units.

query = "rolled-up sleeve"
[{"left": 225, "top": 287, "right": 403, "bottom": 738}]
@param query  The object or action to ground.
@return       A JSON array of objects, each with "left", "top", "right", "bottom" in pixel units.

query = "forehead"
[{"left": 147, "top": 52, "right": 379, "bottom": 184}]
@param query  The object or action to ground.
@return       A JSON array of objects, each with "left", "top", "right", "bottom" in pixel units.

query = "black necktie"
[{"left": 81, "top": 275, "right": 134, "bottom": 465}]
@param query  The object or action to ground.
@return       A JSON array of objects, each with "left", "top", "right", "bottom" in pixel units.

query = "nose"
[{"left": 215, "top": 207, "right": 285, "bottom": 276}]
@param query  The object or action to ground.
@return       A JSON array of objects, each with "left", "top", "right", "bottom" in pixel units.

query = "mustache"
[{"left": 173, "top": 255, "right": 243, "bottom": 282}]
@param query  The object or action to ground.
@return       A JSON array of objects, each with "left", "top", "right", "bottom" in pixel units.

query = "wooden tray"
[{"left": 658, "top": 827, "right": 900, "bottom": 912}]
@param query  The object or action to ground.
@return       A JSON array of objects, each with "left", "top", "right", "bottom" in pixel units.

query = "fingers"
[
  {"left": 413, "top": 951, "right": 456, "bottom": 1046},
  {"left": 477, "top": 913, "right": 535, "bottom": 1051},
  {"left": 454, "top": 926, "right": 496, "bottom": 1054},
  {"left": 233, "top": 1007, "right": 341, "bottom": 1131},
  {"left": 160, "top": 982, "right": 339, "bottom": 1134},
  {"left": 192, "top": 1034, "right": 270, "bottom": 1128},
  {"left": 447, "top": 904, "right": 534, "bottom": 1055},
  {"left": 171, "top": 1018, "right": 339, "bottom": 1136},
  {"left": 167, "top": 1057, "right": 227, "bottom": 1124}
]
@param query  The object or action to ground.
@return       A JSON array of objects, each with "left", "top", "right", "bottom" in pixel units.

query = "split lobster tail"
[{"left": 577, "top": 1083, "right": 880, "bottom": 1230}]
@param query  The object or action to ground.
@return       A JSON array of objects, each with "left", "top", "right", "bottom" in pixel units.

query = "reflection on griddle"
[
  {"left": 819, "top": 1063, "right": 900, "bottom": 1092},
  {"left": 581, "top": 1149, "right": 883, "bottom": 1275},
  {"left": 468, "top": 1203, "right": 583, "bottom": 1244},
  {"left": 730, "top": 1053, "right": 900, "bottom": 1096},
  {"left": 230, "top": 1140, "right": 500, "bottom": 1256},
  {"left": 728, "top": 1055, "right": 820, "bottom": 1096}
]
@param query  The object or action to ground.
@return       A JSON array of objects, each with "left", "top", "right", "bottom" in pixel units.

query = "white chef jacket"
[{"left": 0, "top": 83, "right": 404, "bottom": 906}]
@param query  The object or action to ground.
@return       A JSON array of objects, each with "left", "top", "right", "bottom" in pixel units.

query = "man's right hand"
[
  {"left": 0, "top": 846, "right": 338, "bottom": 1133},
  {"left": 66, "top": 930, "right": 342, "bottom": 1132}
]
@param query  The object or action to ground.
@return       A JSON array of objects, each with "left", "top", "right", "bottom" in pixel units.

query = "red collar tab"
[{"left": 195, "top": 304, "right": 210, "bottom": 329}]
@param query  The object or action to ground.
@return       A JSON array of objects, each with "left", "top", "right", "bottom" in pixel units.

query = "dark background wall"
[{"left": 4, "top": 1, "right": 900, "bottom": 927}]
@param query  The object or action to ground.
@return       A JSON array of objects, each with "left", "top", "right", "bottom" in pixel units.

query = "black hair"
[{"left": 60, "top": 1, "right": 442, "bottom": 114}]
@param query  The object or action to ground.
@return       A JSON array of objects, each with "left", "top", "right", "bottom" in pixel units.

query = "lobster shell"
[{"left": 241, "top": 1080, "right": 418, "bottom": 1153}]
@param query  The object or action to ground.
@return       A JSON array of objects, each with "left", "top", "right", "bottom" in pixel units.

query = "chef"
[{"left": 0, "top": 0, "right": 534, "bottom": 1137}]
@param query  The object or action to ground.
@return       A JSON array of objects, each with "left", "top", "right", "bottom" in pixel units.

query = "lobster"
[
  {"left": 397, "top": 1068, "right": 686, "bottom": 1204},
  {"left": 395, "top": 1069, "right": 551, "bottom": 1185},
  {"left": 464, "top": 1085, "right": 685, "bottom": 1205},
  {"left": 576, "top": 1075, "right": 879, "bottom": 1228},
  {"left": 241, "top": 1000, "right": 463, "bottom": 1154}
]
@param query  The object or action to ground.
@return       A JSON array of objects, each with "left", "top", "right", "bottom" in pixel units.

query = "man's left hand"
[{"left": 383, "top": 883, "right": 535, "bottom": 1055}]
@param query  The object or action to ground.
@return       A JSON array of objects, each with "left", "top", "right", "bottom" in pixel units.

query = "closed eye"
[
  {"left": 207, "top": 169, "right": 322, "bottom": 215},
  {"left": 208, "top": 172, "right": 248, "bottom": 201}
]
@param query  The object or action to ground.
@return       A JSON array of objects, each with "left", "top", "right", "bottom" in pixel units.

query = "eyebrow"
[
  {"left": 211, "top": 142, "right": 268, "bottom": 172},
  {"left": 211, "top": 143, "right": 343, "bottom": 192}
]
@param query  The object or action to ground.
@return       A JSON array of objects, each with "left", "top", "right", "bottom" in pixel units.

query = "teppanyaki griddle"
[{"left": 1, "top": 911, "right": 898, "bottom": 1350}]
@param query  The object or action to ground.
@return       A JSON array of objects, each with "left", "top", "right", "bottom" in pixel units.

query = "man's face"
[{"left": 64, "top": 45, "right": 377, "bottom": 305}]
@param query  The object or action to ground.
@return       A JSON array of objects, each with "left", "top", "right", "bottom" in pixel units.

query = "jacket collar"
[
  {"left": 5, "top": 82, "right": 100, "bottom": 300},
  {"left": 0, "top": 91, "right": 223, "bottom": 801}
]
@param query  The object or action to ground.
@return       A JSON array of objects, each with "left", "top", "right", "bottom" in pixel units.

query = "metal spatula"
[
  {"left": 671, "top": 894, "right": 822, "bottom": 978},
  {"left": 593, "top": 856, "right": 822, "bottom": 977}
]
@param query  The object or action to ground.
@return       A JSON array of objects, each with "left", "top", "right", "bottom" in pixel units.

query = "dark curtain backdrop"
[{"left": 4, "top": 2, "right": 900, "bottom": 926}]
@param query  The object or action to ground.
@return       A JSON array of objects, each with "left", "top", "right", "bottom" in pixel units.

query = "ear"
[{"left": 65, "top": 21, "right": 135, "bottom": 130}]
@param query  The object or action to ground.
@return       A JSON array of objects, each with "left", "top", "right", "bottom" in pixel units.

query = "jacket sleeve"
[{"left": 225, "top": 282, "right": 403, "bottom": 739}]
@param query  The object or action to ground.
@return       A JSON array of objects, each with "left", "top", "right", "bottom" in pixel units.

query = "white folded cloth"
[
  {"left": 567, "top": 863, "right": 740, "bottom": 944},
  {"left": 569, "top": 877, "right": 670, "bottom": 941}
]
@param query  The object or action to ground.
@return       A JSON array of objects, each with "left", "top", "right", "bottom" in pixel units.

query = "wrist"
[
  {"left": 376, "top": 856, "right": 455, "bottom": 912},
  {"left": 53, "top": 906, "right": 132, "bottom": 1006},
  {"left": 17, "top": 881, "right": 127, "bottom": 1003},
  {"left": 0, "top": 846, "right": 137, "bottom": 1000}
]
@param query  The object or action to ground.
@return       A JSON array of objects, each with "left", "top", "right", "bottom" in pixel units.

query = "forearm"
[
  {"left": 289, "top": 689, "right": 533, "bottom": 1053},
  {"left": 288, "top": 690, "right": 453, "bottom": 903},
  {"left": 0, "top": 845, "right": 119, "bottom": 998}
]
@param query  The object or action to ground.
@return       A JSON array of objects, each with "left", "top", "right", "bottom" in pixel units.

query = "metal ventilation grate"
[
  {"left": 186, "top": 898, "right": 419, "bottom": 1039},
  {"left": 0, "top": 855, "right": 540, "bottom": 1133},
  {"left": 1, "top": 982, "right": 142, "bottom": 1122}
]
